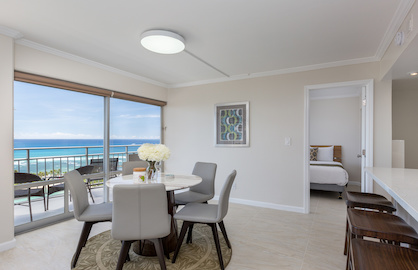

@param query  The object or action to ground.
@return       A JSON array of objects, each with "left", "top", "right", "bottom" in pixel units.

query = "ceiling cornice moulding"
[
  {"left": 374, "top": 0, "right": 415, "bottom": 60},
  {"left": 0, "top": 26, "right": 23, "bottom": 39},
  {"left": 15, "top": 39, "right": 169, "bottom": 89}
]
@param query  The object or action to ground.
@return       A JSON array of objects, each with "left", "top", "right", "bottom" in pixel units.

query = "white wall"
[
  {"left": 392, "top": 79, "right": 418, "bottom": 169},
  {"left": 165, "top": 62, "right": 392, "bottom": 212},
  {"left": 373, "top": 80, "right": 393, "bottom": 167},
  {"left": 310, "top": 96, "right": 362, "bottom": 183},
  {"left": 0, "top": 35, "right": 16, "bottom": 251},
  {"left": 392, "top": 140, "right": 405, "bottom": 168}
]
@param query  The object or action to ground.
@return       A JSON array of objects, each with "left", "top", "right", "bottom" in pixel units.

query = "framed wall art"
[{"left": 214, "top": 101, "right": 249, "bottom": 147}]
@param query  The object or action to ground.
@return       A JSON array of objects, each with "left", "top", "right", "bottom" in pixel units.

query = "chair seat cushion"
[
  {"left": 174, "top": 203, "right": 219, "bottom": 223},
  {"left": 79, "top": 202, "right": 112, "bottom": 222},
  {"left": 346, "top": 191, "right": 396, "bottom": 212},
  {"left": 351, "top": 239, "right": 418, "bottom": 270},
  {"left": 175, "top": 191, "right": 213, "bottom": 205},
  {"left": 347, "top": 208, "right": 418, "bottom": 245}
]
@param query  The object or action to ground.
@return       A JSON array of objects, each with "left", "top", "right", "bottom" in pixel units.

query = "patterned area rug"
[{"left": 74, "top": 223, "right": 232, "bottom": 270}]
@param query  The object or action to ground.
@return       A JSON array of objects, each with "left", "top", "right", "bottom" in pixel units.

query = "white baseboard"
[
  {"left": 212, "top": 196, "right": 306, "bottom": 213},
  {"left": 0, "top": 238, "right": 16, "bottom": 253}
]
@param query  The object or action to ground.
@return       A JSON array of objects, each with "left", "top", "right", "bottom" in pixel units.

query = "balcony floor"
[{"left": 14, "top": 187, "right": 105, "bottom": 226}]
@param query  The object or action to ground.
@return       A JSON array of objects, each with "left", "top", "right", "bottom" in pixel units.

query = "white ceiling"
[{"left": 0, "top": 0, "right": 415, "bottom": 88}]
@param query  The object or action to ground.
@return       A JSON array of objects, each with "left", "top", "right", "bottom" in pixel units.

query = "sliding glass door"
[
  {"left": 13, "top": 78, "right": 163, "bottom": 233},
  {"left": 14, "top": 81, "right": 104, "bottom": 228}
]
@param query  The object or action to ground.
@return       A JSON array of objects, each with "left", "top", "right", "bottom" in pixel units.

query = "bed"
[{"left": 309, "top": 145, "right": 349, "bottom": 199}]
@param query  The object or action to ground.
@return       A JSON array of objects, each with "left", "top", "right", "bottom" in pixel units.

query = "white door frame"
[{"left": 303, "top": 79, "right": 374, "bottom": 213}]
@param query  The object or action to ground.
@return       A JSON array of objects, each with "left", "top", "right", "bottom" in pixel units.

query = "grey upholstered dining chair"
[
  {"left": 112, "top": 184, "right": 171, "bottom": 270},
  {"left": 64, "top": 170, "right": 112, "bottom": 269},
  {"left": 122, "top": 160, "right": 148, "bottom": 175},
  {"left": 174, "top": 162, "right": 217, "bottom": 243},
  {"left": 172, "top": 170, "right": 237, "bottom": 270},
  {"left": 128, "top": 153, "right": 140, "bottom": 161},
  {"left": 175, "top": 162, "right": 217, "bottom": 205}
]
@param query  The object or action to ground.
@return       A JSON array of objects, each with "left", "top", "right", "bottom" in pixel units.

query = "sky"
[{"left": 14, "top": 81, "right": 161, "bottom": 140}]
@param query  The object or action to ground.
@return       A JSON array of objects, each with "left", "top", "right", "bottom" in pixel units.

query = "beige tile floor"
[{"left": 1, "top": 189, "right": 351, "bottom": 270}]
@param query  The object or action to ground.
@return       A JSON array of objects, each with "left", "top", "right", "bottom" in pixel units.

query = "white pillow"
[{"left": 317, "top": 146, "right": 334, "bottom": 161}]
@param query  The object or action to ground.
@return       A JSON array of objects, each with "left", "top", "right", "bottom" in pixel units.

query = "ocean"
[{"left": 14, "top": 139, "right": 160, "bottom": 174}]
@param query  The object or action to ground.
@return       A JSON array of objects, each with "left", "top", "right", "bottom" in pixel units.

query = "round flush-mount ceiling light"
[
  {"left": 140, "top": 30, "right": 185, "bottom": 54},
  {"left": 409, "top": 71, "right": 418, "bottom": 77}
]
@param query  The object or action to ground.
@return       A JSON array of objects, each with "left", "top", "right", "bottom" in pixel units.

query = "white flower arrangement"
[{"left": 137, "top": 143, "right": 171, "bottom": 162}]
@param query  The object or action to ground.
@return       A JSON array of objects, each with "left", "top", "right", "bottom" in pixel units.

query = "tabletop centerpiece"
[{"left": 137, "top": 143, "right": 170, "bottom": 180}]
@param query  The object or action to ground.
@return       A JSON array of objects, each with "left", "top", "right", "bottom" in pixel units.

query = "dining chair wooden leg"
[
  {"left": 218, "top": 221, "right": 231, "bottom": 249},
  {"left": 344, "top": 218, "right": 348, "bottom": 255},
  {"left": 42, "top": 190, "right": 46, "bottom": 211},
  {"left": 47, "top": 187, "right": 51, "bottom": 210},
  {"left": 28, "top": 193, "right": 33, "bottom": 222},
  {"left": 345, "top": 230, "right": 352, "bottom": 270},
  {"left": 210, "top": 223, "right": 225, "bottom": 270},
  {"left": 160, "top": 237, "right": 170, "bottom": 259},
  {"left": 71, "top": 221, "right": 94, "bottom": 268},
  {"left": 346, "top": 242, "right": 351, "bottom": 270},
  {"left": 172, "top": 221, "right": 191, "bottom": 263},
  {"left": 186, "top": 224, "right": 194, "bottom": 244},
  {"left": 116, "top": 240, "right": 132, "bottom": 270},
  {"left": 151, "top": 238, "right": 167, "bottom": 270},
  {"left": 118, "top": 241, "right": 131, "bottom": 262}
]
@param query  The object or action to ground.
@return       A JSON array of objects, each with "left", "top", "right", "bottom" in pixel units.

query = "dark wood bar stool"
[
  {"left": 346, "top": 209, "right": 418, "bottom": 270},
  {"left": 350, "top": 239, "right": 418, "bottom": 270},
  {"left": 344, "top": 191, "right": 396, "bottom": 255},
  {"left": 345, "top": 191, "right": 396, "bottom": 212}
]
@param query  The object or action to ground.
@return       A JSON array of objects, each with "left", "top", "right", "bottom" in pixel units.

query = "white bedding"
[{"left": 309, "top": 161, "right": 349, "bottom": 186}]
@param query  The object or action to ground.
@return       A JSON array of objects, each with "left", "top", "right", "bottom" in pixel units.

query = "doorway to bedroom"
[{"left": 303, "top": 80, "right": 374, "bottom": 213}]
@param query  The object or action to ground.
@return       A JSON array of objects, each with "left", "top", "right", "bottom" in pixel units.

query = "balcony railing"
[
  {"left": 14, "top": 144, "right": 141, "bottom": 177},
  {"left": 14, "top": 143, "right": 142, "bottom": 228}
]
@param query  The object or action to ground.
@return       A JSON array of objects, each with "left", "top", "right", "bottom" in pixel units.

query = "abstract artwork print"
[{"left": 215, "top": 102, "right": 249, "bottom": 147}]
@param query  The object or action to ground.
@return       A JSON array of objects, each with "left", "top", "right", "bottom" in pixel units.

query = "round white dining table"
[
  {"left": 106, "top": 172, "right": 202, "bottom": 256},
  {"left": 106, "top": 173, "right": 202, "bottom": 191}
]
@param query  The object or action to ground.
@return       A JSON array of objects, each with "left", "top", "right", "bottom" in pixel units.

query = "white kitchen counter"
[{"left": 365, "top": 167, "right": 418, "bottom": 222}]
